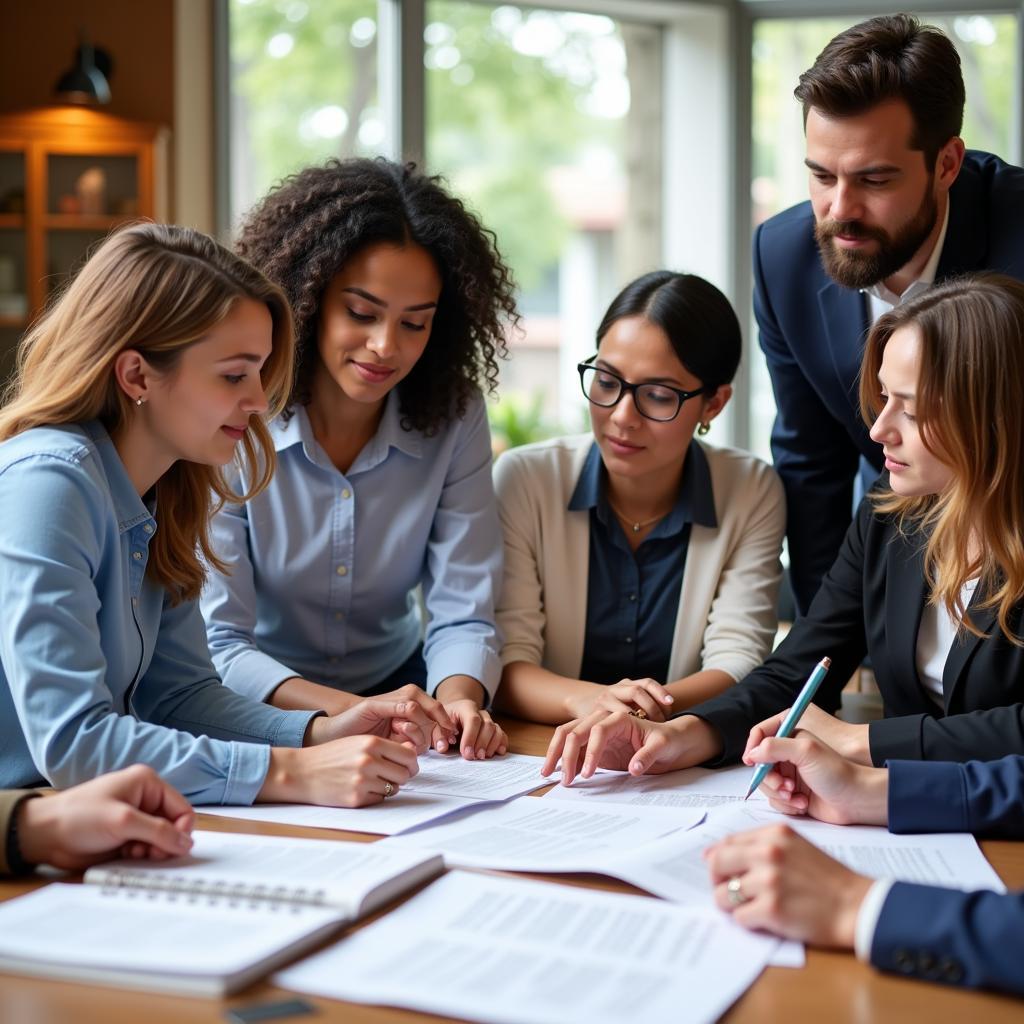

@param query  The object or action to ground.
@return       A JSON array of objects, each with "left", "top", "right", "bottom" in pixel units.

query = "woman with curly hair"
[{"left": 201, "top": 158, "right": 518, "bottom": 760}]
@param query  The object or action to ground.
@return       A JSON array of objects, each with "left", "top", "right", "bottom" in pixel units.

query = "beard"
[{"left": 814, "top": 187, "right": 938, "bottom": 290}]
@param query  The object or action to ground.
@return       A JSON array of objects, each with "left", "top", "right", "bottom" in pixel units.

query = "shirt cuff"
[
  {"left": 854, "top": 879, "right": 895, "bottom": 961},
  {"left": 221, "top": 740, "right": 274, "bottom": 806},
  {"left": 426, "top": 642, "right": 501, "bottom": 706}
]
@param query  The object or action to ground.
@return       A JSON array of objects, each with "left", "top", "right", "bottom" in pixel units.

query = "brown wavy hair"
[
  {"left": 859, "top": 274, "right": 1024, "bottom": 645},
  {"left": 795, "top": 14, "right": 964, "bottom": 167},
  {"left": 0, "top": 223, "right": 295, "bottom": 604},
  {"left": 235, "top": 157, "right": 517, "bottom": 433}
]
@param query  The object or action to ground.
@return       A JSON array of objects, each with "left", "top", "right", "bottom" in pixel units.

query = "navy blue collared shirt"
[{"left": 573, "top": 441, "right": 717, "bottom": 685}]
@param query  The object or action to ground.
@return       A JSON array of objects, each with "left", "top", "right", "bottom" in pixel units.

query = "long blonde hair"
[
  {"left": 859, "top": 273, "right": 1024, "bottom": 644},
  {"left": 0, "top": 222, "right": 295, "bottom": 603}
]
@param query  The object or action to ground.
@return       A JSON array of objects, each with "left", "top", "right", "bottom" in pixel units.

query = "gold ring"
[
  {"left": 383, "top": 781, "right": 394, "bottom": 798},
  {"left": 726, "top": 876, "right": 749, "bottom": 906},
  {"left": 628, "top": 708, "right": 648, "bottom": 720}
]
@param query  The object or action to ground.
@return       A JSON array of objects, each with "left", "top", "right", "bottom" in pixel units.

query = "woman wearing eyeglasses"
[{"left": 492, "top": 271, "right": 785, "bottom": 725}]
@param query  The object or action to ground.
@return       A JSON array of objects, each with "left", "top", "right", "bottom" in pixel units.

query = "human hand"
[
  {"left": 17, "top": 765, "right": 194, "bottom": 871},
  {"left": 744, "top": 703, "right": 871, "bottom": 765},
  {"left": 745, "top": 733, "right": 888, "bottom": 827},
  {"left": 441, "top": 700, "right": 508, "bottom": 760},
  {"left": 309, "top": 698, "right": 443, "bottom": 754},
  {"left": 705, "top": 824, "right": 873, "bottom": 948},
  {"left": 262, "top": 735, "right": 419, "bottom": 807},
  {"left": 743, "top": 734, "right": 889, "bottom": 825},
  {"left": 360, "top": 684, "right": 457, "bottom": 750},
  {"left": 591, "top": 678, "right": 674, "bottom": 722},
  {"left": 541, "top": 710, "right": 717, "bottom": 785}
]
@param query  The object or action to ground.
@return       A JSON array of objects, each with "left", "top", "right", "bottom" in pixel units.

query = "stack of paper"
[
  {"left": 201, "top": 750, "right": 549, "bottom": 835},
  {"left": 276, "top": 870, "right": 780, "bottom": 1024}
]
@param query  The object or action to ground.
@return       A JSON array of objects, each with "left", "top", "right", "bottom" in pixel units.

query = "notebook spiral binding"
[{"left": 96, "top": 871, "right": 330, "bottom": 911}]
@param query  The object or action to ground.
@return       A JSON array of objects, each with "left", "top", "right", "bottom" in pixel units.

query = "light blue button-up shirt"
[
  {"left": 201, "top": 391, "right": 503, "bottom": 703},
  {"left": 0, "top": 421, "right": 315, "bottom": 803}
]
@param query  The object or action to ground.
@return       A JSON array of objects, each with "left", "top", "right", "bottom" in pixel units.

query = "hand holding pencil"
[{"left": 743, "top": 657, "right": 831, "bottom": 800}]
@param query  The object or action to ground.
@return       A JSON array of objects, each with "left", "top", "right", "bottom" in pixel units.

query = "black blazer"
[
  {"left": 754, "top": 151, "right": 1024, "bottom": 612},
  {"left": 689, "top": 492, "right": 1024, "bottom": 766}
]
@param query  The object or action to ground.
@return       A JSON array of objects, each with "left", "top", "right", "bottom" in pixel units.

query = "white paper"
[
  {"left": 201, "top": 751, "right": 549, "bottom": 836},
  {"left": 378, "top": 797, "right": 703, "bottom": 870},
  {"left": 543, "top": 763, "right": 766, "bottom": 808},
  {"left": 199, "top": 792, "right": 479, "bottom": 837},
  {"left": 404, "top": 751, "right": 549, "bottom": 799},
  {"left": 276, "top": 870, "right": 777, "bottom": 1024},
  {"left": 767, "top": 810, "right": 1007, "bottom": 892},
  {"left": 0, "top": 883, "right": 342, "bottom": 981}
]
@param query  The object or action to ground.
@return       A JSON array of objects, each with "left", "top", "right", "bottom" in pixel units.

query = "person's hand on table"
[
  {"left": 566, "top": 678, "right": 674, "bottom": 723},
  {"left": 705, "top": 824, "right": 872, "bottom": 948},
  {"left": 434, "top": 676, "right": 507, "bottom": 760},
  {"left": 745, "top": 703, "right": 871, "bottom": 766},
  {"left": 307, "top": 697, "right": 444, "bottom": 754},
  {"left": 17, "top": 765, "right": 194, "bottom": 871},
  {"left": 262, "top": 734, "right": 420, "bottom": 807},
  {"left": 744, "top": 733, "right": 889, "bottom": 825},
  {"left": 541, "top": 710, "right": 721, "bottom": 785}
]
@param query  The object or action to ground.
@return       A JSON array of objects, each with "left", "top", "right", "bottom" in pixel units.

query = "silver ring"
[
  {"left": 382, "top": 781, "right": 394, "bottom": 798},
  {"left": 726, "top": 876, "right": 749, "bottom": 906}
]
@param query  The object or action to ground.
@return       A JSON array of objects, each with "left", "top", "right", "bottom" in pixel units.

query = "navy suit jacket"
[
  {"left": 870, "top": 756, "right": 1024, "bottom": 995},
  {"left": 754, "top": 151, "right": 1024, "bottom": 612},
  {"left": 687, "top": 491, "right": 1024, "bottom": 766}
]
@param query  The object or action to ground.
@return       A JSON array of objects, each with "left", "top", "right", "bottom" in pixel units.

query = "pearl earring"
[
  {"left": 697, "top": 421, "right": 710, "bottom": 437},
  {"left": 135, "top": 396, "right": 145, "bottom": 407}
]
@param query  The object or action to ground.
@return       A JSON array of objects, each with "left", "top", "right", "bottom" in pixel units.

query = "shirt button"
[
  {"left": 629, "top": 593, "right": 637, "bottom": 602},
  {"left": 336, "top": 565, "right": 348, "bottom": 577},
  {"left": 341, "top": 488, "right": 351, "bottom": 500},
  {"left": 131, "top": 597, "right": 138, "bottom": 607},
  {"left": 143, "top": 523, "right": 154, "bottom": 534},
  {"left": 625, "top": 636, "right": 633, "bottom": 645},
  {"left": 132, "top": 551, "right": 143, "bottom": 561},
  {"left": 334, "top": 611, "right": 345, "bottom": 621},
  {"left": 329, "top": 657, "right": 339, "bottom": 665}
]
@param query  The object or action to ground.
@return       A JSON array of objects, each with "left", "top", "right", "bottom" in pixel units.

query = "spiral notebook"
[{"left": 0, "top": 830, "right": 443, "bottom": 997}]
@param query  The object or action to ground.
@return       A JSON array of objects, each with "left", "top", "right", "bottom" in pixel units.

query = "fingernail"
[
  {"left": 630, "top": 760, "right": 642, "bottom": 773},
  {"left": 436, "top": 741, "right": 446, "bottom": 751},
  {"left": 476, "top": 748, "right": 486, "bottom": 759}
]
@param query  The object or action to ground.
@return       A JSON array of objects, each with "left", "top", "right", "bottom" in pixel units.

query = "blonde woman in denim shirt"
[{"left": 0, "top": 224, "right": 441, "bottom": 806}]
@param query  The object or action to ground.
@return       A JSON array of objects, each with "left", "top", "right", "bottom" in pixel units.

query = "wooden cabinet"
[{"left": 0, "top": 107, "right": 169, "bottom": 381}]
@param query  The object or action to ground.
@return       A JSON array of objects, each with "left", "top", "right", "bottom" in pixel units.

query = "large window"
[
  {"left": 747, "top": 11, "right": 1020, "bottom": 461},
  {"left": 424, "top": 4, "right": 660, "bottom": 438},
  {"left": 228, "top": 0, "right": 381, "bottom": 228}
]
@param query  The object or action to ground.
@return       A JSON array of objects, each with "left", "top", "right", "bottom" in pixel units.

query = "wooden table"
[{"left": 2, "top": 718, "right": 1022, "bottom": 1023}]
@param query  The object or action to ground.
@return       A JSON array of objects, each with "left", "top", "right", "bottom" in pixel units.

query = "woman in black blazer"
[{"left": 543, "top": 273, "right": 1024, "bottom": 780}]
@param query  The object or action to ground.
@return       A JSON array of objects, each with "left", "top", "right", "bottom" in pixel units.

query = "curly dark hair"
[{"left": 236, "top": 157, "right": 518, "bottom": 434}]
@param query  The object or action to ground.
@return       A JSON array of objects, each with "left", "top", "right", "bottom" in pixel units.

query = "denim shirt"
[
  {"left": 0, "top": 421, "right": 314, "bottom": 803},
  {"left": 201, "top": 391, "right": 503, "bottom": 702}
]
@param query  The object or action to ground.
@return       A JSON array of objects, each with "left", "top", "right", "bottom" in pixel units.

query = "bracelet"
[{"left": 4, "top": 793, "right": 40, "bottom": 875}]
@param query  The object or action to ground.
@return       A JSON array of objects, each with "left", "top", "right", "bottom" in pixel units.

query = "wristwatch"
[{"left": 4, "top": 793, "right": 40, "bottom": 875}]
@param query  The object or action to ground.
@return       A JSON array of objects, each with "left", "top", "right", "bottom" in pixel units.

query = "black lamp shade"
[{"left": 55, "top": 44, "right": 112, "bottom": 105}]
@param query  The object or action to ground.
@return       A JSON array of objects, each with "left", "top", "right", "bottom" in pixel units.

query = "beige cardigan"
[{"left": 493, "top": 434, "right": 785, "bottom": 685}]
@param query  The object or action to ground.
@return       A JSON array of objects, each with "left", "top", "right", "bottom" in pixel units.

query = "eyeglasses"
[{"left": 577, "top": 357, "right": 706, "bottom": 423}]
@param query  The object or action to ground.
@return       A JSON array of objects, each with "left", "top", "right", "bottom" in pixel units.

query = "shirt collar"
[
  {"left": 568, "top": 439, "right": 718, "bottom": 531},
  {"left": 271, "top": 392, "right": 423, "bottom": 471},
  {"left": 83, "top": 420, "right": 156, "bottom": 534},
  {"left": 862, "top": 200, "right": 950, "bottom": 308}
]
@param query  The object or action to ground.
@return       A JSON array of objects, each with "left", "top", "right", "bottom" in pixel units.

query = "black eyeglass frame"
[{"left": 576, "top": 356, "right": 707, "bottom": 423}]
